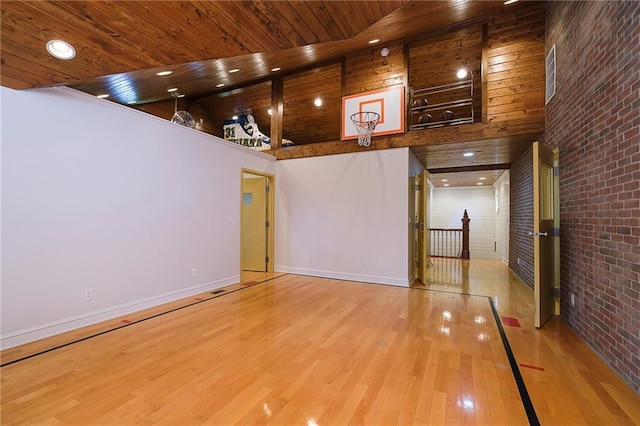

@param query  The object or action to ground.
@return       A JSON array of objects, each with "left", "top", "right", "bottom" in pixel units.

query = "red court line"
[
  {"left": 519, "top": 363, "right": 546, "bottom": 372},
  {"left": 501, "top": 316, "right": 521, "bottom": 327}
]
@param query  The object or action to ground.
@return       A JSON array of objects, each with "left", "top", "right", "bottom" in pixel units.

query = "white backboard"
[{"left": 342, "top": 85, "right": 405, "bottom": 140}]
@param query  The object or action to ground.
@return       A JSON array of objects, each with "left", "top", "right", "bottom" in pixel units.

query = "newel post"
[{"left": 461, "top": 210, "right": 470, "bottom": 259}]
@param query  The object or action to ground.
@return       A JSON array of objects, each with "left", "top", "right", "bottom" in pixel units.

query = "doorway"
[
  {"left": 414, "top": 171, "right": 430, "bottom": 284},
  {"left": 241, "top": 170, "right": 274, "bottom": 279},
  {"left": 533, "top": 141, "right": 556, "bottom": 328}
]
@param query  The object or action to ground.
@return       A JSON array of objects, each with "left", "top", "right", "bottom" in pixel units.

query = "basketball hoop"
[{"left": 350, "top": 111, "right": 380, "bottom": 147}]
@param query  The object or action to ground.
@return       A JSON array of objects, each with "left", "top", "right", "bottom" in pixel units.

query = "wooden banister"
[
  {"left": 428, "top": 211, "right": 470, "bottom": 259},
  {"left": 461, "top": 209, "right": 470, "bottom": 259}
]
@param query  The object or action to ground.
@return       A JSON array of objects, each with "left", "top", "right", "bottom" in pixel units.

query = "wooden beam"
[
  {"left": 270, "top": 78, "right": 283, "bottom": 150},
  {"left": 428, "top": 163, "right": 511, "bottom": 174},
  {"left": 481, "top": 23, "right": 489, "bottom": 124},
  {"left": 403, "top": 42, "right": 410, "bottom": 134},
  {"left": 275, "top": 117, "right": 544, "bottom": 160}
]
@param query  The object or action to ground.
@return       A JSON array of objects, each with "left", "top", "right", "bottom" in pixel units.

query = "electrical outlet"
[
  {"left": 191, "top": 268, "right": 198, "bottom": 278},
  {"left": 570, "top": 293, "right": 575, "bottom": 306},
  {"left": 85, "top": 288, "right": 93, "bottom": 301}
]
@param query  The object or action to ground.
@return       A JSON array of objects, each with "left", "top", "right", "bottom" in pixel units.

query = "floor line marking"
[
  {"left": 520, "top": 363, "right": 546, "bottom": 372},
  {"left": 489, "top": 297, "right": 540, "bottom": 426},
  {"left": 0, "top": 274, "right": 288, "bottom": 367},
  {"left": 501, "top": 316, "right": 522, "bottom": 327}
]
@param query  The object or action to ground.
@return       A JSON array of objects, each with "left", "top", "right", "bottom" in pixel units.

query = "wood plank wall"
[
  {"left": 132, "top": 98, "right": 218, "bottom": 135},
  {"left": 140, "top": 2, "right": 546, "bottom": 148},
  {"left": 198, "top": 81, "right": 272, "bottom": 139},
  {"left": 344, "top": 42, "right": 405, "bottom": 95},
  {"left": 132, "top": 99, "right": 177, "bottom": 122},
  {"left": 282, "top": 63, "right": 342, "bottom": 144},
  {"left": 485, "top": 2, "right": 546, "bottom": 123},
  {"left": 408, "top": 26, "right": 483, "bottom": 125}
]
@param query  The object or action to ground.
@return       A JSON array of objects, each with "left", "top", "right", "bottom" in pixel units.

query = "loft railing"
[
  {"left": 429, "top": 228, "right": 463, "bottom": 258},
  {"left": 429, "top": 210, "right": 470, "bottom": 259}
]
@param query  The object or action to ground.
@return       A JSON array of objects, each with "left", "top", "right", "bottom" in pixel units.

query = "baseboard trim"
[
  {"left": 276, "top": 266, "right": 408, "bottom": 287},
  {"left": 0, "top": 276, "right": 239, "bottom": 350}
]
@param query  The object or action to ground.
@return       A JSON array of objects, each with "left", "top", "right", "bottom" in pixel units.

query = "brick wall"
[
  {"left": 509, "top": 145, "right": 534, "bottom": 289},
  {"left": 546, "top": 1, "right": 640, "bottom": 393}
]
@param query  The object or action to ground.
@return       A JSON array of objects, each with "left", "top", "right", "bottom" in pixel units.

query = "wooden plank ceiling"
[
  {"left": 1, "top": 0, "right": 533, "bottom": 187},
  {"left": 1, "top": 0, "right": 508, "bottom": 101},
  {"left": 412, "top": 136, "right": 535, "bottom": 187}
]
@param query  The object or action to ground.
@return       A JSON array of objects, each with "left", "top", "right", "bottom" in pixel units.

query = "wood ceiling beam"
[
  {"left": 272, "top": 117, "right": 543, "bottom": 160},
  {"left": 428, "top": 163, "right": 511, "bottom": 174}
]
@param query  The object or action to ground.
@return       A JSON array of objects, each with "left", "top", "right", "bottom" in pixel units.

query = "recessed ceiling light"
[
  {"left": 177, "top": 94, "right": 185, "bottom": 98},
  {"left": 368, "top": 38, "right": 380, "bottom": 44},
  {"left": 229, "top": 68, "right": 240, "bottom": 73},
  {"left": 463, "top": 152, "right": 474, "bottom": 157},
  {"left": 267, "top": 108, "right": 272, "bottom": 115},
  {"left": 96, "top": 94, "right": 109, "bottom": 99},
  {"left": 216, "top": 83, "right": 225, "bottom": 88},
  {"left": 477, "top": 182, "right": 484, "bottom": 185},
  {"left": 271, "top": 67, "right": 281, "bottom": 72},
  {"left": 314, "top": 97, "right": 322, "bottom": 107},
  {"left": 156, "top": 70, "right": 173, "bottom": 76},
  {"left": 479, "top": 177, "right": 486, "bottom": 180},
  {"left": 457, "top": 68, "right": 468, "bottom": 79},
  {"left": 504, "top": 0, "right": 518, "bottom": 4},
  {"left": 441, "top": 179, "right": 448, "bottom": 182},
  {"left": 444, "top": 184, "right": 450, "bottom": 187},
  {"left": 167, "top": 87, "right": 178, "bottom": 92},
  {"left": 46, "top": 39, "right": 76, "bottom": 60}
]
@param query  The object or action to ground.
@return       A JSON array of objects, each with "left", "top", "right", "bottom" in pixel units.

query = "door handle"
[{"left": 528, "top": 231, "right": 549, "bottom": 237}]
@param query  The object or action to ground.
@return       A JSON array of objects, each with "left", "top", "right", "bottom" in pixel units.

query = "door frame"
[
  {"left": 533, "top": 141, "right": 556, "bottom": 328},
  {"left": 240, "top": 169, "right": 275, "bottom": 274},
  {"left": 553, "top": 148, "right": 560, "bottom": 315},
  {"left": 413, "top": 171, "right": 431, "bottom": 284}
]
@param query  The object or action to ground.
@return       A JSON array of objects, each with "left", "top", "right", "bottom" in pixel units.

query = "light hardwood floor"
[{"left": 1, "top": 262, "right": 638, "bottom": 425}]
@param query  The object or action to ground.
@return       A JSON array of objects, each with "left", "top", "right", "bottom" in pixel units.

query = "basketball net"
[{"left": 350, "top": 111, "right": 380, "bottom": 147}]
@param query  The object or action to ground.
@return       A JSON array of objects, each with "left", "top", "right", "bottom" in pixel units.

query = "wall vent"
[{"left": 546, "top": 44, "right": 556, "bottom": 105}]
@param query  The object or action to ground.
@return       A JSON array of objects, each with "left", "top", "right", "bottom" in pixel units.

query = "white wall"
[
  {"left": 408, "top": 150, "right": 424, "bottom": 180},
  {"left": 276, "top": 148, "right": 410, "bottom": 286},
  {"left": 494, "top": 171, "right": 510, "bottom": 264},
  {"left": 429, "top": 185, "right": 498, "bottom": 260},
  {"left": 1, "top": 87, "right": 276, "bottom": 349}
]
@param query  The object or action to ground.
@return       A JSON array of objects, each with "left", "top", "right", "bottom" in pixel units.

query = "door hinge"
[
  {"left": 265, "top": 184, "right": 270, "bottom": 193},
  {"left": 414, "top": 184, "right": 421, "bottom": 190},
  {"left": 265, "top": 256, "right": 270, "bottom": 263},
  {"left": 265, "top": 220, "right": 270, "bottom": 228}
]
